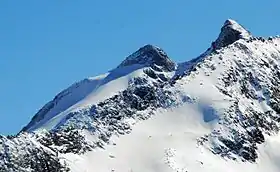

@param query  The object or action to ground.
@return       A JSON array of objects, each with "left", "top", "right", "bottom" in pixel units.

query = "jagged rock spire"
[{"left": 213, "top": 19, "right": 252, "bottom": 49}]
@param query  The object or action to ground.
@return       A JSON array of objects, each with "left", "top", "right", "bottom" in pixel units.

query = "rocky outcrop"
[{"left": 118, "top": 44, "right": 176, "bottom": 71}]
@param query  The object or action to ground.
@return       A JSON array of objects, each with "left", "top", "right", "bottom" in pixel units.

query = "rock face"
[
  {"left": 2, "top": 19, "right": 280, "bottom": 172},
  {"left": 0, "top": 133, "right": 71, "bottom": 172},
  {"left": 214, "top": 19, "right": 252, "bottom": 49}
]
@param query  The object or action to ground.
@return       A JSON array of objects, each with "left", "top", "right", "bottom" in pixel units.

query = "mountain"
[{"left": 2, "top": 19, "right": 280, "bottom": 172}]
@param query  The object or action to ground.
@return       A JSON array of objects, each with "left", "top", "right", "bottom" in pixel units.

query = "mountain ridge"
[{"left": 21, "top": 19, "right": 249, "bottom": 133}]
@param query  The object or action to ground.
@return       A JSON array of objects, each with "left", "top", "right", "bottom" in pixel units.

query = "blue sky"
[{"left": 0, "top": 0, "right": 279, "bottom": 135}]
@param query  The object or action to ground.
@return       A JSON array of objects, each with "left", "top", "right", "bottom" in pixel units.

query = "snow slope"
[
  {"left": 23, "top": 45, "right": 176, "bottom": 132},
  {"left": 2, "top": 19, "right": 280, "bottom": 172},
  {"left": 26, "top": 66, "right": 147, "bottom": 131},
  {"left": 64, "top": 105, "right": 280, "bottom": 172}
]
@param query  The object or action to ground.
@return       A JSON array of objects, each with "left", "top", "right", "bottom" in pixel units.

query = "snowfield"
[{"left": 64, "top": 105, "right": 280, "bottom": 172}]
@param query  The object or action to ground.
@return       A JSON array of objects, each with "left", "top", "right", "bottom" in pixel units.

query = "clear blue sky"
[{"left": 0, "top": 0, "right": 279, "bottom": 135}]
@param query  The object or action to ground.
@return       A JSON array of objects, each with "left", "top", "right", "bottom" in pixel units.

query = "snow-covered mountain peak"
[
  {"left": 214, "top": 19, "right": 252, "bottom": 49},
  {"left": 117, "top": 44, "right": 176, "bottom": 71},
  {"left": 4, "top": 20, "right": 280, "bottom": 172}
]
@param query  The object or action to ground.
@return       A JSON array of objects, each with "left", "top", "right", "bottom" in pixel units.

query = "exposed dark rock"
[
  {"left": 214, "top": 19, "right": 251, "bottom": 49},
  {"left": 118, "top": 44, "right": 176, "bottom": 72}
]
